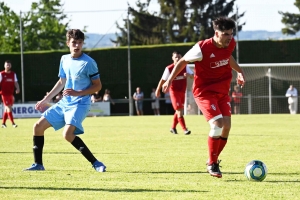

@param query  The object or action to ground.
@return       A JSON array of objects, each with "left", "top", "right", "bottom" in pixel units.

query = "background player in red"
[
  {"left": 162, "top": 17, "right": 245, "bottom": 178},
  {"left": 0, "top": 60, "right": 20, "bottom": 128},
  {"left": 231, "top": 85, "right": 243, "bottom": 114},
  {"left": 155, "top": 51, "right": 193, "bottom": 135}
]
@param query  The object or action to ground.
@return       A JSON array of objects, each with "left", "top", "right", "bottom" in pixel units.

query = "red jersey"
[
  {"left": 193, "top": 38, "right": 236, "bottom": 97},
  {"left": 0, "top": 71, "right": 17, "bottom": 95},
  {"left": 166, "top": 63, "right": 187, "bottom": 93}
]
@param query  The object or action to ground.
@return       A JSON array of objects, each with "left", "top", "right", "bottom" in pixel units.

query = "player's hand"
[
  {"left": 162, "top": 81, "right": 170, "bottom": 93},
  {"left": 35, "top": 99, "right": 51, "bottom": 112},
  {"left": 63, "top": 88, "right": 80, "bottom": 96},
  {"left": 16, "top": 89, "right": 20, "bottom": 94},
  {"left": 237, "top": 72, "right": 245, "bottom": 88}
]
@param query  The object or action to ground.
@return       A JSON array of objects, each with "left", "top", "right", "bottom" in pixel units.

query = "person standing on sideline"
[
  {"left": 0, "top": 60, "right": 20, "bottom": 128},
  {"left": 231, "top": 85, "right": 243, "bottom": 114},
  {"left": 133, "top": 87, "right": 144, "bottom": 116},
  {"left": 155, "top": 51, "right": 194, "bottom": 135},
  {"left": 162, "top": 17, "right": 245, "bottom": 178},
  {"left": 285, "top": 84, "right": 298, "bottom": 114},
  {"left": 102, "top": 89, "right": 115, "bottom": 105},
  {"left": 24, "top": 29, "right": 106, "bottom": 172},
  {"left": 151, "top": 88, "right": 160, "bottom": 115}
]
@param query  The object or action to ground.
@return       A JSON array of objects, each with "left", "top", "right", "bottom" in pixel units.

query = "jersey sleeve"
[
  {"left": 58, "top": 56, "right": 66, "bottom": 78},
  {"left": 87, "top": 59, "right": 100, "bottom": 80},
  {"left": 183, "top": 43, "right": 203, "bottom": 62},
  {"left": 161, "top": 68, "right": 170, "bottom": 80}
]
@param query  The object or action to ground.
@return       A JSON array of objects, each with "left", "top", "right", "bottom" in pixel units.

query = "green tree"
[
  {"left": 113, "top": 0, "right": 166, "bottom": 46},
  {"left": 115, "top": 0, "right": 245, "bottom": 46},
  {"left": 0, "top": 2, "right": 21, "bottom": 52},
  {"left": 279, "top": 0, "right": 300, "bottom": 35},
  {"left": 22, "top": 0, "right": 69, "bottom": 51}
]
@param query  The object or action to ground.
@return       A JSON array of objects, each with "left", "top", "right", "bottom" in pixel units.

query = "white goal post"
[{"left": 185, "top": 63, "right": 300, "bottom": 115}]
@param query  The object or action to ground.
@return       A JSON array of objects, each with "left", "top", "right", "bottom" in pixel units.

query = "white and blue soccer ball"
[{"left": 244, "top": 160, "right": 267, "bottom": 181}]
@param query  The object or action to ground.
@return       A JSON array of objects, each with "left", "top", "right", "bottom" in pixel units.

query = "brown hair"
[
  {"left": 66, "top": 29, "right": 85, "bottom": 42},
  {"left": 212, "top": 17, "right": 236, "bottom": 31}
]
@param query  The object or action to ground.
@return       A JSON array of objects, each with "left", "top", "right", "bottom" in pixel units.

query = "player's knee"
[
  {"left": 209, "top": 123, "right": 222, "bottom": 137},
  {"left": 33, "top": 122, "right": 44, "bottom": 136}
]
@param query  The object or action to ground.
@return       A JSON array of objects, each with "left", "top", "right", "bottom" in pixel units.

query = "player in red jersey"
[
  {"left": 155, "top": 51, "right": 194, "bottom": 135},
  {"left": 162, "top": 17, "right": 245, "bottom": 178},
  {"left": 0, "top": 60, "right": 20, "bottom": 128}
]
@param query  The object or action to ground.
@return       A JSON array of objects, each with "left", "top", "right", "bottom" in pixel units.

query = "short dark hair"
[
  {"left": 5, "top": 60, "right": 11, "bottom": 64},
  {"left": 66, "top": 29, "right": 85, "bottom": 42},
  {"left": 212, "top": 17, "right": 236, "bottom": 31},
  {"left": 172, "top": 51, "right": 181, "bottom": 55}
]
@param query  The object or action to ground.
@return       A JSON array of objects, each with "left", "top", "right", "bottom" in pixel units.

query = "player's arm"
[
  {"left": 230, "top": 55, "right": 245, "bottom": 87},
  {"left": 155, "top": 79, "right": 166, "bottom": 98},
  {"left": 46, "top": 78, "right": 66, "bottom": 101},
  {"left": 14, "top": 81, "right": 20, "bottom": 94}
]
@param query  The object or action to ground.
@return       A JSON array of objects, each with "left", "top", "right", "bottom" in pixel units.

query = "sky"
[{"left": 5, "top": 0, "right": 299, "bottom": 34}]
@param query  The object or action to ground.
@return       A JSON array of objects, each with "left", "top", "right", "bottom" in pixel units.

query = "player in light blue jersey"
[{"left": 24, "top": 29, "right": 106, "bottom": 172}]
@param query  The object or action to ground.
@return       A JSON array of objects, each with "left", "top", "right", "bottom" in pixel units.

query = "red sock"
[
  {"left": 218, "top": 137, "right": 228, "bottom": 157},
  {"left": 171, "top": 113, "right": 178, "bottom": 129},
  {"left": 2, "top": 112, "right": 8, "bottom": 124},
  {"left": 178, "top": 116, "right": 187, "bottom": 131},
  {"left": 208, "top": 137, "right": 220, "bottom": 165},
  {"left": 7, "top": 112, "right": 15, "bottom": 124}
]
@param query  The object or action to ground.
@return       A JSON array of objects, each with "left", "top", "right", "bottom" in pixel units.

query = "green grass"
[{"left": 0, "top": 115, "right": 299, "bottom": 200}]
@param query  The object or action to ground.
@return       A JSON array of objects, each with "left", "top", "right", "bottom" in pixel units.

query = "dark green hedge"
[{"left": 1, "top": 39, "right": 300, "bottom": 102}]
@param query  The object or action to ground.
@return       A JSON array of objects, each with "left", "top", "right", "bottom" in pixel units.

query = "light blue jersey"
[
  {"left": 42, "top": 53, "right": 100, "bottom": 134},
  {"left": 59, "top": 53, "right": 100, "bottom": 105}
]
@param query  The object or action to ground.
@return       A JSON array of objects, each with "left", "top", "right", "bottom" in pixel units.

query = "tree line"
[{"left": 0, "top": 0, "right": 299, "bottom": 52}]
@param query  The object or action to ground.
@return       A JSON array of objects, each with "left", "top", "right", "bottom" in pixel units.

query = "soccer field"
[{"left": 0, "top": 115, "right": 299, "bottom": 200}]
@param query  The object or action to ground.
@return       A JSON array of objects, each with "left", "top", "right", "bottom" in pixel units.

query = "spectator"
[
  {"left": 285, "top": 85, "right": 298, "bottom": 114},
  {"left": 102, "top": 89, "right": 114, "bottom": 105},
  {"left": 91, "top": 91, "right": 102, "bottom": 103},
  {"left": 133, "top": 87, "right": 144, "bottom": 116},
  {"left": 231, "top": 85, "right": 243, "bottom": 114},
  {"left": 151, "top": 88, "right": 160, "bottom": 115}
]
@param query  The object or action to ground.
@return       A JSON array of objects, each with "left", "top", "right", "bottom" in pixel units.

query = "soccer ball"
[{"left": 244, "top": 160, "right": 267, "bottom": 181}]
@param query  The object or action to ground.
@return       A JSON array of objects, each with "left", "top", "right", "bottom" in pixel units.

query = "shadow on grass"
[{"left": 0, "top": 186, "right": 208, "bottom": 193}]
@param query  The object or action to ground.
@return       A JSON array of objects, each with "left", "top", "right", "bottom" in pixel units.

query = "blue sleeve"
[
  {"left": 58, "top": 56, "right": 66, "bottom": 78},
  {"left": 87, "top": 59, "right": 100, "bottom": 80}
]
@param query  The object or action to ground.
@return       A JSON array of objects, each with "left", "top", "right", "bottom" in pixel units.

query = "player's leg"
[
  {"left": 195, "top": 94, "right": 222, "bottom": 178},
  {"left": 170, "top": 91, "right": 190, "bottom": 134},
  {"left": 217, "top": 94, "right": 232, "bottom": 157},
  {"left": 24, "top": 117, "right": 51, "bottom": 171},
  {"left": 1, "top": 95, "right": 11, "bottom": 128},
  {"left": 6, "top": 104, "right": 17, "bottom": 127},
  {"left": 65, "top": 105, "right": 106, "bottom": 172}
]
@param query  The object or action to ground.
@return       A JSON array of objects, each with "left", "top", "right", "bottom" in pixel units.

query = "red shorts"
[
  {"left": 170, "top": 90, "right": 185, "bottom": 110},
  {"left": 1, "top": 95, "right": 14, "bottom": 106},
  {"left": 194, "top": 92, "right": 231, "bottom": 121}
]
